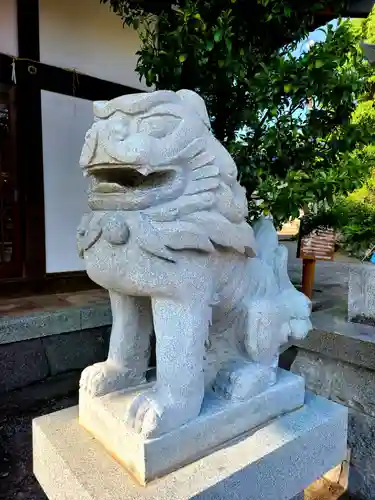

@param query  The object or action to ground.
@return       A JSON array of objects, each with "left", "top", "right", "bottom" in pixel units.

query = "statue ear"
[
  {"left": 93, "top": 100, "right": 112, "bottom": 119},
  {"left": 176, "top": 89, "right": 211, "bottom": 129}
]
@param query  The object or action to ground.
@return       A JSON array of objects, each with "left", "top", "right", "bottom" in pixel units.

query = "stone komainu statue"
[{"left": 77, "top": 89, "right": 311, "bottom": 438}]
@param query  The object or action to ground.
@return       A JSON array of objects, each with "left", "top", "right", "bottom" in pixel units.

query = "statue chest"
[{"left": 77, "top": 212, "right": 131, "bottom": 257}]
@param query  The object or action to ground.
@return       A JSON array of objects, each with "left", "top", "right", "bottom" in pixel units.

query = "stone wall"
[
  {"left": 0, "top": 299, "right": 158, "bottom": 408},
  {"left": 0, "top": 326, "right": 111, "bottom": 408},
  {"left": 290, "top": 306, "right": 375, "bottom": 500},
  {"left": 0, "top": 301, "right": 112, "bottom": 407}
]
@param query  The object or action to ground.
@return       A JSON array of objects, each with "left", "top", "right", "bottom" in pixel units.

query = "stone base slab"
[
  {"left": 292, "top": 345, "right": 375, "bottom": 499},
  {"left": 348, "top": 262, "right": 375, "bottom": 322},
  {"left": 33, "top": 393, "right": 348, "bottom": 500},
  {"left": 79, "top": 370, "right": 305, "bottom": 484}
]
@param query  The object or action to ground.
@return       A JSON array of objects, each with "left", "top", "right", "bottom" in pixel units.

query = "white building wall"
[
  {"left": 39, "top": 0, "right": 149, "bottom": 273},
  {"left": 41, "top": 91, "right": 92, "bottom": 273},
  {"left": 39, "top": 0, "right": 148, "bottom": 90},
  {"left": 0, "top": 0, "right": 18, "bottom": 56}
]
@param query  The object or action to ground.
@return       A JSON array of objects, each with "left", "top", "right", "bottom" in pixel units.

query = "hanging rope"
[
  {"left": 9, "top": 57, "right": 82, "bottom": 95},
  {"left": 72, "top": 69, "right": 79, "bottom": 97},
  {"left": 11, "top": 58, "right": 16, "bottom": 84}
]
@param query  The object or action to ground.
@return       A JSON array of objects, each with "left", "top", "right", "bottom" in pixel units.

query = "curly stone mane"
[
  {"left": 133, "top": 90, "right": 256, "bottom": 262},
  {"left": 80, "top": 89, "right": 256, "bottom": 262}
]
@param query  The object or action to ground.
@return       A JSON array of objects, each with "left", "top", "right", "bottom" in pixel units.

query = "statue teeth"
[{"left": 138, "top": 166, "right": 150, "bottom": 176}]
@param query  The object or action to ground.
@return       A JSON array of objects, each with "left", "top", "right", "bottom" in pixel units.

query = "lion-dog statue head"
[{"left": 79, "top": 89, "right": 256, "bottom": 262}]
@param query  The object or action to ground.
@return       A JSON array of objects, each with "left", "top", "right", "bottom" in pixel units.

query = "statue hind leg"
[
  {"left": 80, "top": 292, "right": 152, "bottom": 396},
  {"left": 213, "top": 217, "right": 310, "bottom": 402},
  {"left": 212, "top": 302, "right": 281, "bottom": 402},
  {"left": 212, "top": 257, "right": 285, "bottom": 401}
]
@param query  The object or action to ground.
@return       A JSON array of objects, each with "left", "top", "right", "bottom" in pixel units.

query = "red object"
[{"left": 301, "top": 258, "right": 316, "bottom": 300}]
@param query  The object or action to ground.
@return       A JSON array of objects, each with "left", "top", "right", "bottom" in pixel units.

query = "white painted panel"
[
  {"left": 41, "top": 91, "right": 92, "bottom": 273},
  {"left": 0, "top": 0, "right": 18, "bottom": 56},
  {"left": 39, "top": 0, "right": 148, "bottom": 90}
]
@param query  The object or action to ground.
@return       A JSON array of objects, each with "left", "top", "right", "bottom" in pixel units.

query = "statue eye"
[
  {"left": 139, "top": 115, "right": 181, "bottom": 138},
  {"left": 108, "top": 117, "right": 129, "bottom": 141}
]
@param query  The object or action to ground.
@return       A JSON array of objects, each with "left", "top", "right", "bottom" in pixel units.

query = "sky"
[
  {"left": 292, "top": 18, "right": 340, "bottom": 58},
  {"left": 237, "top": 18, "right": 344, "bottom": 136}
]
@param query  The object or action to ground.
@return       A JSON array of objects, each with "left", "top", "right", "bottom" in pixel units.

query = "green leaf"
[
  {"left": 315, "top": 60, "right": 324, "bottom": 68},
  {"left": 218, "top": 60, "right": 225, "bottom": 68},
  {"left": 284, "top": 83, "right": 292, "bottom": 93},
  {"left": 179, "top": 54, "right": 186, "bottom": 63},
  {"left": 206, "top": 40, "right": 214, "bottom": 51},
  {"left": 214, "top": 30, "right": 223, "bottom": 42}
]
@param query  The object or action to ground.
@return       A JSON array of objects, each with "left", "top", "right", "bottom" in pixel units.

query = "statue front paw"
[
  {"left": 80, "top": 361, "right": 146, "bottom": 397},
  {"left": 213, "top": 360, "right": 277, "bottom": 401},
  {"left": 290, "top": 318, "right": 312, "bottom": 339},
  {"left": 125, "top": 388, "right": 202, "bottom": 438}
]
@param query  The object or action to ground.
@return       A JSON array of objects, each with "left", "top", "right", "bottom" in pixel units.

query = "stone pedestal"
[
  {"left": 348, "top": 262, "right": 375, "bottom": 322},
  {"left": 79, "top": 370, "right": 304, "bottom": 484},
  {"left": 291, "top": 306, "right": 375, "bottom": 499},
  {"left": 33, "top": 393, "right": 347, "bottom": 500}
]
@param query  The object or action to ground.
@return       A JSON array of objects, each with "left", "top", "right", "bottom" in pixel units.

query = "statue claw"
[
  {"left": 126, "top": 388, "right": 202, "bottom": 438},
  {"left": 80, "top": 361, "right": 146, "bottom": 397}
]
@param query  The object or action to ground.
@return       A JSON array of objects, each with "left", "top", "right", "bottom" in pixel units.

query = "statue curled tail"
[
  {"left": 244, "top": 217, "right": 312, "bottom": 363},
  {"left": 210, "top": 217, "right": 311, "bottom": 401}
]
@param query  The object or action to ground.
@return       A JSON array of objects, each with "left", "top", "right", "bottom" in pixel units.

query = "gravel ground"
[{"left": 0, "top": 394, "right": 77, "bottom": 500}]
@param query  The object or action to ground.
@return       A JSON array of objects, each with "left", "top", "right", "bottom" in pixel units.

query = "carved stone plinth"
[
  {"left": 33, "top": 393, "right": 348, "bottom": 500},
  {"left": 79, "top": 370, "right": 305, "bottom": 485},
  {"left": 348, "top": 263, "right": 375, "bottom": 324}
]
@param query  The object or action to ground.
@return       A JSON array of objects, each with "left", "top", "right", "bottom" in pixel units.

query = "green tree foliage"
[
  {"left": 102, "top": 0, "right": 374, "bottom": 225},
  {"left": 362, "top": 6, "right": 375, "bottom": 44},
  {"left": 306, "top": 10, "right": 375, "bottom": 259}
]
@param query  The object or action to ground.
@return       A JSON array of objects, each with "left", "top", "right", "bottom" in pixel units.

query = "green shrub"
[{"left": 338, "top": 200, "right": 375, "bottom": 257}]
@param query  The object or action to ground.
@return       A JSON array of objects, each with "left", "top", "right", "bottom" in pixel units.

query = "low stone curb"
[{"left": 0, "top": 301, "right": 111, "bottom": 345}]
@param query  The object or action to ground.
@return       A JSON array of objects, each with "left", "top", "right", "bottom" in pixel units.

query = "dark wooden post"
[{"left": 297, "top": 215, "right": 335, "bottom": 301}]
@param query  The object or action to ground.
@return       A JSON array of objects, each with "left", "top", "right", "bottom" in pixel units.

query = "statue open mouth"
[{"left": 86, "top": 165, "right": 176, "bottom": 194}]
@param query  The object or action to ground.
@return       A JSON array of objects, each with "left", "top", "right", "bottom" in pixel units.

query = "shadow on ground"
[{"left": 0, "top": 394, "right": 77, "bottom": 500}]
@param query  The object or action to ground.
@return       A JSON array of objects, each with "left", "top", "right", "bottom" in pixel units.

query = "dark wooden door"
[{"left": 0, "top": 87, "right": 22, "bottom": 279}]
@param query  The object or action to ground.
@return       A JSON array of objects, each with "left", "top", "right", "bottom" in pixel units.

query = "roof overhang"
[
  {"left": 114, "top": 0, "right": 374, "bottom": 18},
  {"left": 313, "top": 0, "right": 374, "bottom": 25},
  {"left": 345, "top": 0, "right": 374, "bottom": 16},
  {"left": 107, "top": 1, "right": 375, "bottom": 25}
]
